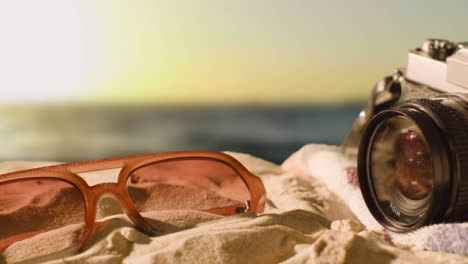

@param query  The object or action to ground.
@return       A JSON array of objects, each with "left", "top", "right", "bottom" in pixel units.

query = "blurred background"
[{"left": 0, "top": 1, "right": 465, "bottom": 164}]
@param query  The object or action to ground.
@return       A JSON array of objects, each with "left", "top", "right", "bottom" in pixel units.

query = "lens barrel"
[{"left": 358, "top": 95, "right": 468, "bottom": 232}]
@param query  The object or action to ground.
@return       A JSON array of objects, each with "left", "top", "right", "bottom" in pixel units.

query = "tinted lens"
[
  {"left": 0, "top": 179, "right": 86, "bottom": 249},
  {"left": 393, "top": 130, "right": 434, "bottom": 199},
  {"left": 369, "top": 115, "right": 434, "bottom": 223},
  {"left": 126, "top": 158, "right": 250, "bottom": 214}
]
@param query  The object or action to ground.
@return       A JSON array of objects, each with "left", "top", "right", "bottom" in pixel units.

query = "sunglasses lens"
[
  {"left": 126, "top": 158, "right": 250, "bottom": 215},
  {"left": 0, "top": 179, "right": 86, "bottom": 250}
]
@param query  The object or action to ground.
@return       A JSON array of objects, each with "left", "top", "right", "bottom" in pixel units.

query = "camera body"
[
  {"left": 404, "top": 39, "right": 468, "bottom": 100},
  {"left": 348, "top": 39, "right": 468, "bottom": 232}
]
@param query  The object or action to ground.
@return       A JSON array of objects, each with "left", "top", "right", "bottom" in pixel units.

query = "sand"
[{"left": 0, "top": 153, "right": 467, "bottom": 263}]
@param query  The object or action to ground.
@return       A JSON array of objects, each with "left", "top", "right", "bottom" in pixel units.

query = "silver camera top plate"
[{"left": 406, "top": 40, "right": 468, "bottom": 93}]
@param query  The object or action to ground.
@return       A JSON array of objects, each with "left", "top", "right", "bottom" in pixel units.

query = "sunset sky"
[{"left": 0, "top": 1, "right": 466, "bottom": 104}]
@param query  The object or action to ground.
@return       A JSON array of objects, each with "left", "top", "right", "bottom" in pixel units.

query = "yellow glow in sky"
[{"left": 0, "top": 1, "right": 466, "bottom": 104}]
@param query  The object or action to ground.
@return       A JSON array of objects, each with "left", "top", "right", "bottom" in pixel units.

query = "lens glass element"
[
  {"left": 127, "top": 158, "right": 250, "bottom": 214},
  {"left": 369, "top": 115, "right": 434, "bottom": 224},
  {"left": 0, "top": 178, "right": 86, "bottom": 250}
]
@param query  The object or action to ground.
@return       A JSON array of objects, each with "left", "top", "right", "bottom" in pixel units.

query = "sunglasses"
[{"left": 0, "top": 151, "right": 266, "bottom": 252}]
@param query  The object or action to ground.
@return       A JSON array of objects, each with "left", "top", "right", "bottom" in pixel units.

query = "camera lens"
[
  {"left": 368, "top": 116, "right": 434, "bottom": 226},
  {"left": 358, "top": 95, "right": 468, "bottom": 232}
]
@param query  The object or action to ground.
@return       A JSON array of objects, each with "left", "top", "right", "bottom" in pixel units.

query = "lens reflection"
[
  {"left": 370, "top": 115, "right": 434, "bottom": 222},
  {"left": 391, "top": 131, "right": 434, "bottom": 200}
]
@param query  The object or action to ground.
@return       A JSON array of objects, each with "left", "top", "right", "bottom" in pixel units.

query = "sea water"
[{"left": 0, "top": 104, "right": 363, "bottom": 164}]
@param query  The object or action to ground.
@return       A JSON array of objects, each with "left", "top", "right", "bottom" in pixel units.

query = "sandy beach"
[{"left": 0, "top": 152, "right": 467, "bottom": 263}]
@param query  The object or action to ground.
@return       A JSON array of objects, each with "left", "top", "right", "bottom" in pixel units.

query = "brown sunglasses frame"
[{"left": 0, "top": 151, "right": 266, "bottom": 252}]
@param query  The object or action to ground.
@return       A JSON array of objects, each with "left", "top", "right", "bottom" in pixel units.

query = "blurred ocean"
[{"left": 0, "top": 104, "right": 363, "bottom": 164}]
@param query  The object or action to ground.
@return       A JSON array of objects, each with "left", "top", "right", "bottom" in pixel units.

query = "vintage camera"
[{"left": 344, "top": 39, "right": 468, "bottom": 232}]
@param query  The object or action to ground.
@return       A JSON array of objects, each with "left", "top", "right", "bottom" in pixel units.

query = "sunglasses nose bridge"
[
  {"left": 89, "top": 181, "right": 158, "bottom": 236},
  {"left": 90, "top": 182, "right": 126, "bottom": 203},
  {"left": 90, "top": 182, "right": 142, "bottom": 217},
  {"left": 91, "top": 182, "right": 131, "bottom": 219}
]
